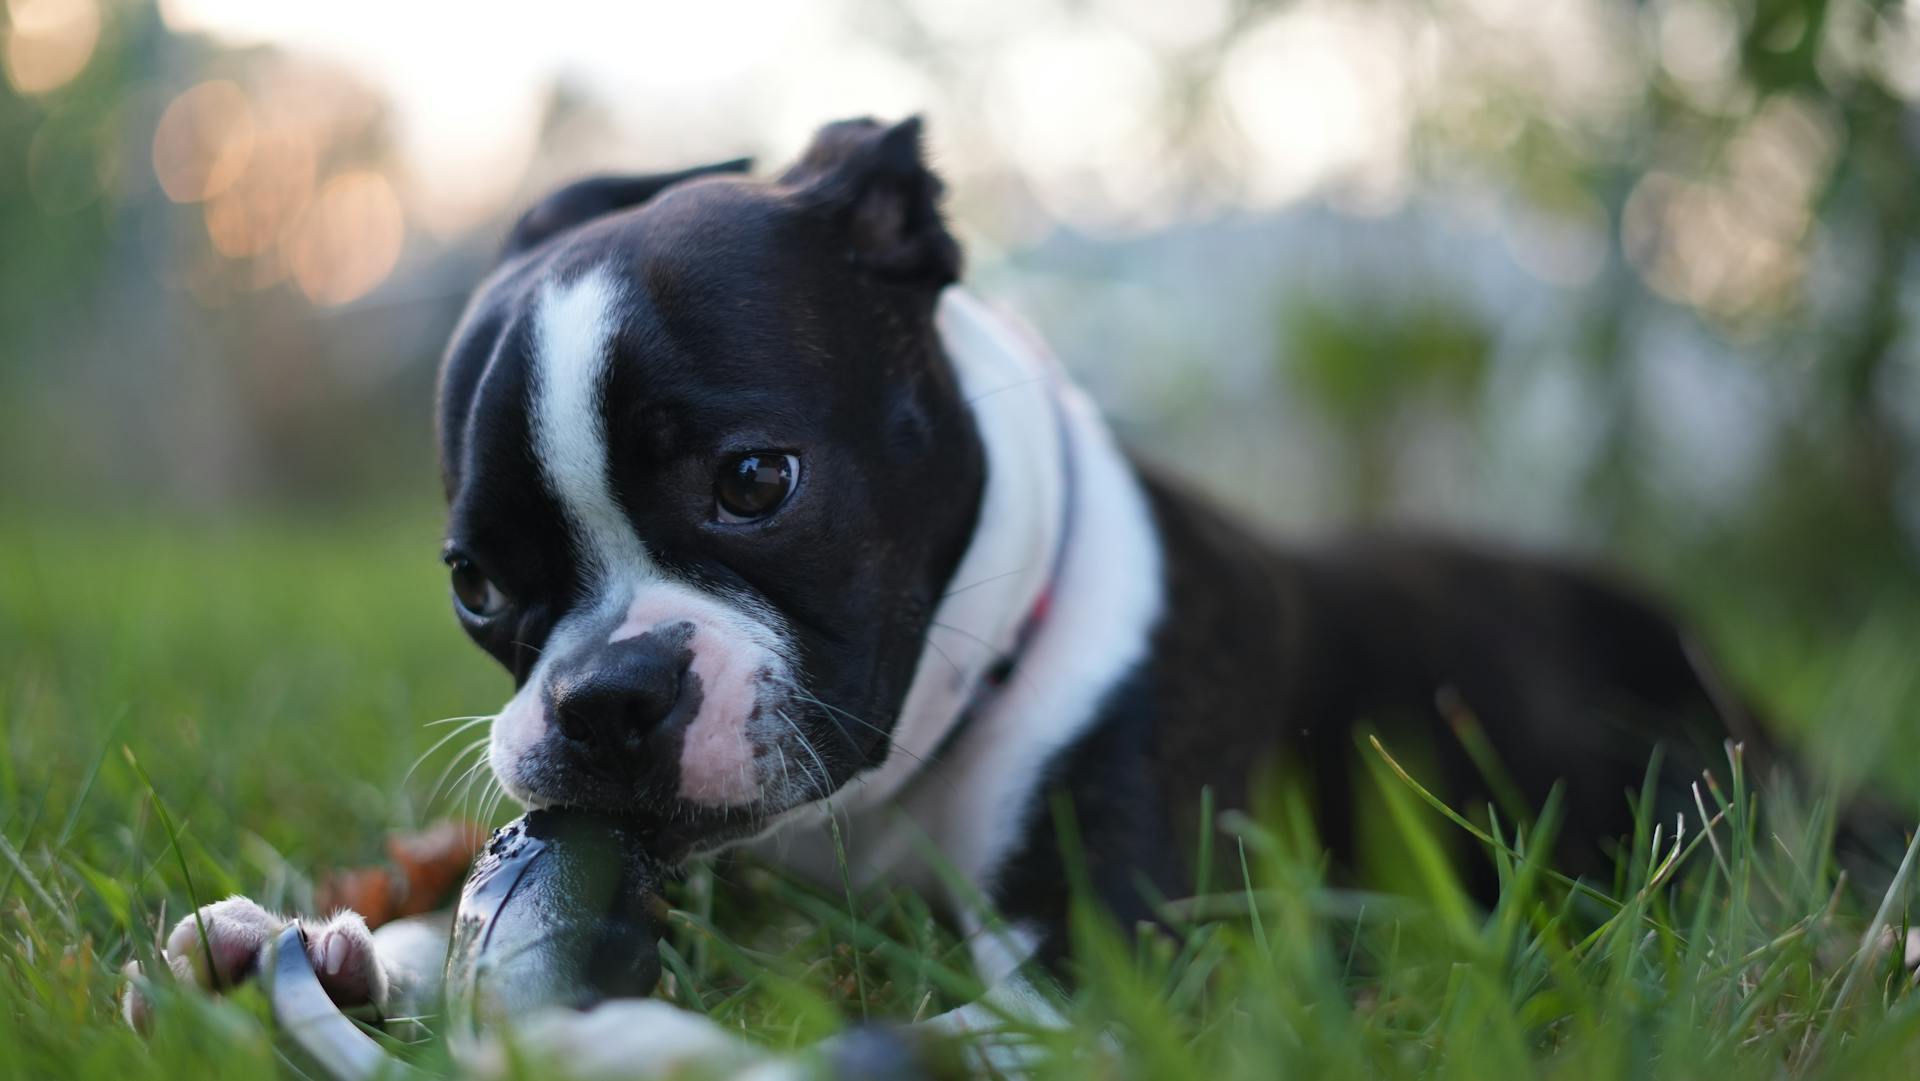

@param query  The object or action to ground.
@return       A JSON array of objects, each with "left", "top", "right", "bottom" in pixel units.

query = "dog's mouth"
[
  {"left": 487, "top": 749, "right": 756, "bottom": 859},
  {"left": 487, "top": 693, "right": 867, "bottom": 850}
]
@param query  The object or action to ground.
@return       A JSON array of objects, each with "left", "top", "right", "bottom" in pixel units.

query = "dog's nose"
[{"left": 547, "top": 624, "right": 694, "bottom": 754}]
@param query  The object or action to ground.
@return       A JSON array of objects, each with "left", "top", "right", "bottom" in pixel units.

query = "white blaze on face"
[
  {"left": 528, "top": 266, "right": 650, "bottom": 580},
  {"left": 487, "top": 264, "right": 798, "bottom": 811}
]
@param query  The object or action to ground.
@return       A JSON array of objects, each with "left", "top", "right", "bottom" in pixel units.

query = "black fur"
[
  {"left": 441, "top": 117, "right": 1785, "bottom": 978},
  {"left": 503, "top": 159, "right": 754, "bottom": 256},
  {"left": 989, "top": 465, "right": 1776, "bottom": 965},
  {"left": 438, "top": 119, "right": 981, "bottom": 852},
  {"left": 779, "top": 117, "right": 961, "bottom": 284}
]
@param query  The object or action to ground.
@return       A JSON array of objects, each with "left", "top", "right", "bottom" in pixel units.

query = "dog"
[{"left": 125, "top": 117, "right": 1778, "bottom": 1074}]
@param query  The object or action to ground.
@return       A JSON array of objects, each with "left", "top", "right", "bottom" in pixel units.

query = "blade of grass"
[
  {"left": 1237, "top": 837, "right": 1270, "bottom": 960},
  {"left": 1806, "top": 818, "right": 1920, "bottom": 1063},
  {"left": 827, "top": 812, "right": 869, "bottom": 1020},
  {"left": 0, "top": 829, "right": 76, "bottom": 938},
  {"left": 54, "top": 704, "right": 128, "bottom": 849},
  {"left": 123, "top": 746, "right": 219, "bottom": 990},
  {"left": 1369, "top": 735, "right": 1626, "bottom": 915}
]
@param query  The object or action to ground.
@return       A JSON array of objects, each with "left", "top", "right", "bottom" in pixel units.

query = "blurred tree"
[
  {"left": 1, "top": 0, "right": 1914, "bottom": 635},
  {"left": 1281, "top": 296, "right": 1493, "bottom": 518},
  {"left": 0, "top": 0, "right": 151, "bottom": 359}
]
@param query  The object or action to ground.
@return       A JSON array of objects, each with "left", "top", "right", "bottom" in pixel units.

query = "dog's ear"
[
  {"left": 781, "top": 116, "right": 960, "bottom": 286},
  {"left": 504, "top": 158, "right": 753, "bottom": 256}
]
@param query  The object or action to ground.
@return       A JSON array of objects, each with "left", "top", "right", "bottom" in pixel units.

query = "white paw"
[
  {"left": 466, "top": 999, "right": 775, "bottom": 1081},
  {"left": 122, "top": 896, "right": 387, "bottom": 1029}
]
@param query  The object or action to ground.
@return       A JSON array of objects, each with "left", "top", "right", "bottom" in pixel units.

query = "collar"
[
  {"left": 831, "top": 288, "right": 1075, "bottom": 813},
  {"left": 968, "top": 391, "right": 1073, "bottom": 697}
]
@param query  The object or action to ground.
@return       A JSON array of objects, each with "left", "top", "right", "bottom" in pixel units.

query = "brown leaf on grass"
[{"left": 315, "top": 819, "right": 485, "bottom": 929}]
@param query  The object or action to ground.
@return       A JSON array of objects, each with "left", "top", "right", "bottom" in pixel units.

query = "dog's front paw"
[
  {"left": 468, "top": 1000, "right": 781, "bottom": 1081},
  {"left": 122, "top": 896, "right": 387, "bottom": 1029}
]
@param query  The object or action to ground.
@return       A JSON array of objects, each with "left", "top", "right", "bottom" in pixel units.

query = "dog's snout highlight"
[
  {"left": 489, "top": 581, "right": 798, "bottom": 814},
  {"left": 546, "top": 622, "right": 696, "bottom": 753}
]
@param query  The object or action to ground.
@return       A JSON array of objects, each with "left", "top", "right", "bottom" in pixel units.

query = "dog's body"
[{"left": 130, "top": 119, "right": 1769, "bottom": 1073}]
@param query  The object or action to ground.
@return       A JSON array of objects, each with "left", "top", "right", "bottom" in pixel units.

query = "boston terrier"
[{"left": 127, "top": 117, "right": 1777, "bottom": 1072}]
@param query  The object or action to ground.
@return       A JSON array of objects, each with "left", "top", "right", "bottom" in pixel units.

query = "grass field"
[{"left": 4, "top": 510, "right": 1920, "bottom": 1079}]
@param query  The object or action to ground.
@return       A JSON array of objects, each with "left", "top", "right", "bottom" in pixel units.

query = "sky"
[
  {"left": 149, "top": 0, "right": 1432, "bottom": 239},
  {"left": 156, "top": 0, "right": 849, "bottom": 232}
]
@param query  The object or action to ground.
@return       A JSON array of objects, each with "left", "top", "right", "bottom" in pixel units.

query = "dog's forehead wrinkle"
[
  {"left": 458, "top": 316, "right": 535, "bottom": 473},
  {"left": 440, "top": 294, "right": 537, "bottom": 495}
]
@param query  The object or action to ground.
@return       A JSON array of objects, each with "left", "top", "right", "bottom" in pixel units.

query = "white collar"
[{"left": 822, "top": 288, "right": 1071, "bottom": 816}]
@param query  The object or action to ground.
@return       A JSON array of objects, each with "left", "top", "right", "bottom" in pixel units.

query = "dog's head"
[{"left": 436, "top": 118, "right": 983, "bottom": 849}]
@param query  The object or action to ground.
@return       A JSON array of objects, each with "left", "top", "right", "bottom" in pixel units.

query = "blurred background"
[{"left": 2, "top": 0, "right": 1918, "bottom": 799}]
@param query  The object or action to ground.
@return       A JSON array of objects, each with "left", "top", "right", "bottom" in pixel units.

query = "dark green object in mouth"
[
  {"left": 270, "top": 809, "right": 668, "bottom": 1080},
  {"left": 443, "top": 809, "right": 668, "bottom": 1035}
]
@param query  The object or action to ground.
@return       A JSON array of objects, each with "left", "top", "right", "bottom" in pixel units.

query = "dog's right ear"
[
  {"left": 503, "top": 158, "right": 753, "bottom": 256},
  {"left": 780, "top": 116, "right": 960, "bottom": 287}
]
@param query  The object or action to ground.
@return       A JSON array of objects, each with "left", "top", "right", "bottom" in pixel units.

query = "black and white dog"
[{"left": 130, "top": 118, "right": 1772, "bottom": 1071}]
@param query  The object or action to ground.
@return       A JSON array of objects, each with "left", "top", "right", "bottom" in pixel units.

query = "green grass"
[{"left": 5, "top": 511, "right": 1920, "bottom": 1079}]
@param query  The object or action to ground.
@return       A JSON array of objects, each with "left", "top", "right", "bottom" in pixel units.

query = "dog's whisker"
[
  {"left": 795, "top": 692, "right": 891, "bottom": 745},
  {"left": 473, "top": 772, "right": 496, "bottom": 825},
  {"left": 941, "top": 564, "right": 1034, "bottom": 600},
  {"left": 452, "top": 759, "right": 480, "bottom": 822},
  {"left": 766, "top": 668, "right": 969, "bottom": 803},
  {"left": 918, "top": 632, "right": 966, "bottom": 678},
  {"left": 422, "top": 714, "right": 495, "bottom": 728},
  {"left": 479, "top": 776, "right": 509, "bottom": 826},
  {"left": 927, "top": 619, "right": 1005, "bottom": 659},
  {"left": 457, "top": 748, "right": 501, "bottom": 824},
  {"left": 786, "top": 688, "right": 921, "bottom": 770},
  {"left": 419, "top": 737, "right": 487, "bottom": 810},
  {"left": 964, "top": 374, "right": 1045, "bottom": 408},
  {"left": 796, "top": 702, "right": 876, "bottom": 766},
  {"left": 767, "top": 678, "right": 866, "bottom": 737},
  {"left": 759, "top": 677, "right": 949, "bottom": 783},
  {"left": 778, "top": 709, "right": 832, "bottom": 803},
  {"left": 425, "top": 738, "right": 491, "bottom": 813},
  {"left": 456, "top": 757, "right": 493, "bottom": 825},
  {"left": 402, "top": 717, "right": 493, "bottom": 787}
]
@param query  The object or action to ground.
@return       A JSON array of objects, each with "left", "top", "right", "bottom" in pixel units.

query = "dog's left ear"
[
  {"left": 504, "top": 158, "right": 753, "bottom": 256},
  {"left": 781, "top": 116, "right": 961, "bottom": 286}
]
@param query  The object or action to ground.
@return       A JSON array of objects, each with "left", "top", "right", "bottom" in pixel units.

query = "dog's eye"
[
  {"left": 715, "top": 452, "right": 799, "bottom": 523},
  {"left": 448, "top": 558, "right": 510, "bottom": 619}
]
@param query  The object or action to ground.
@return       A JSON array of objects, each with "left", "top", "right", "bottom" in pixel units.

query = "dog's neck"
[
  {"left": 739, "top": 287, "right": 1164, "bottom": 892},
  {"left": 853, "top": 289, "right": 1071, "bottom": 808},
  {"left": 749, "top": 290, "right": 1068, "bottom": 833}
]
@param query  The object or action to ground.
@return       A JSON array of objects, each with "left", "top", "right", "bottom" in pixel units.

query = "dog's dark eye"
[
  {"left": 448, "top": 558, "right": 510, "bottom": 619},
  {"left": 715, "top": 452, "right": 799, "bottom": 523}
]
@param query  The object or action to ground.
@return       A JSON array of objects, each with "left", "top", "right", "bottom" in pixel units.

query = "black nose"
[{"left": 547, "top": 623, "right": 695, "bottom": 754}]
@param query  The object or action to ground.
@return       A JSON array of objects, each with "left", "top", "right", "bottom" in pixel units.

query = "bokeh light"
[
  {"left": 986, "top": 25, "right": 1167, "bottom": 228},
  {"left": 2, "top": 0, "right": 99, "bottom": 95},
  {"left": 1621, "top": 94, "right": 1838, "bottom": 323},
  {"left": 25, "top": 103, "right": 109, "bottom": 215},
  {"left": 284, "top": 169, "right": 403, "bottom": 305},
  {"left": 151, "top": 80, "right": 255, "bottom": 203},
  {"left": 1219, "top": 4, "right": 1412, "bottom": 212},
  {"left": 202, "top": 125, "right": 316, "bottom": 259},
  {"left": 2, "top": 0, "right": 1917, "bottom": 616}
]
